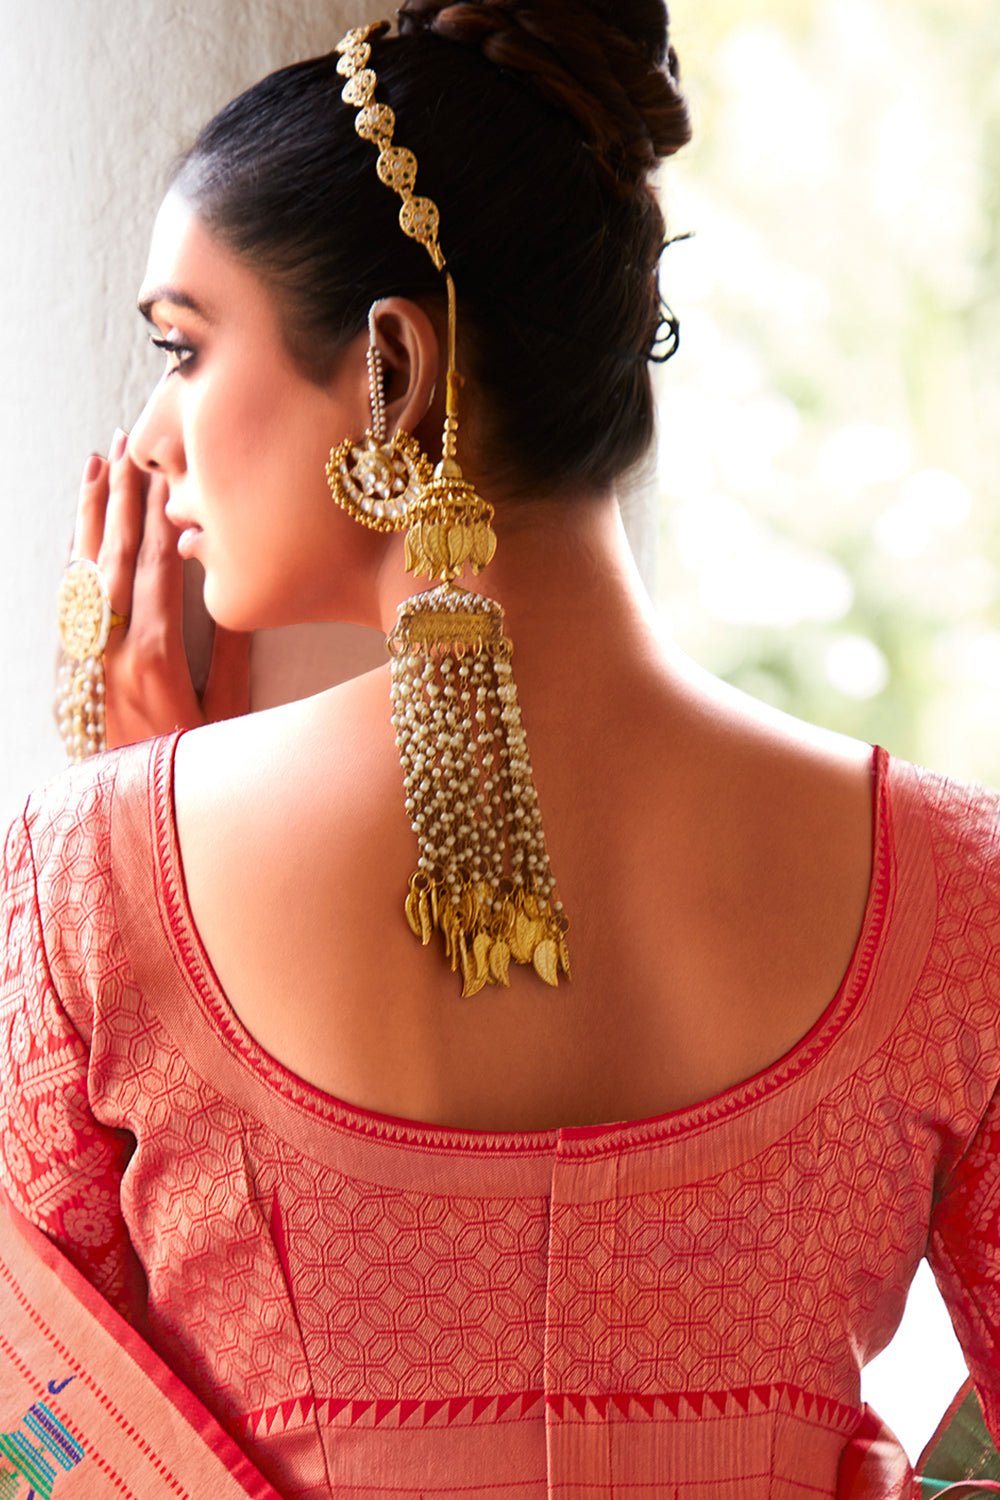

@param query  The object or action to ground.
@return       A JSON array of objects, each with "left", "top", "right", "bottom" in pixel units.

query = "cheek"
[
  {"left": 180, "top": 346, "right": 379, "bottom": 626},
  {"left": 189, "top": 366, "right": 284, "bottom": 485},
  {"left": 210, "top": 367, "right": 341, "bottom": 510}
]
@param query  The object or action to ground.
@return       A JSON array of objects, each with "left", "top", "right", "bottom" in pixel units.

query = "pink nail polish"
[
  {"left": 110, "top": 428, "right": 128, "bottom": 462},
  {"left": 83, "top": 453, "right": 101, "bottom": 483}
]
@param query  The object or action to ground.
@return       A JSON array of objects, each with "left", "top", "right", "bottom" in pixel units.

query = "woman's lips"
[
  {"left": 165, "top": 505, "right": 203, "bottom": 557},
  {"left": 175, "top": 523, "right": 203, "bottom": 558}
]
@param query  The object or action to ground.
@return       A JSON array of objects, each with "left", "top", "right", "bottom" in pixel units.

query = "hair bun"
[{"left": 396, "top": 0, "right": 691, "bottom": 192}]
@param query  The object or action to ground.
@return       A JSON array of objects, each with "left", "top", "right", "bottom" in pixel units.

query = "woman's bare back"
[{"left": 173, "top": 628, "right": 873, "bottom": 1133}]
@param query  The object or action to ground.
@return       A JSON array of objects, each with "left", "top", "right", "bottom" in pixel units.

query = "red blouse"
[{"left": 2, "top": 734, "right": 999, "bottom": 1498}]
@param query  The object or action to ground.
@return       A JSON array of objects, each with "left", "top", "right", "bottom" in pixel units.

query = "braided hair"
[
  {"left": 172, "top": 0, "right": 691, "bottom": 495},
  {"left": 398, "top": 0, "right": 689, "bottom": 192}
]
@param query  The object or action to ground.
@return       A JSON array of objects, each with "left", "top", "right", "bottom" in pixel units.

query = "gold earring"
[
  {"left": 325, "top": 310, "right": 433, "bottom": 531},
  {"left": 336, "top": 20, "right": 570, "bottom": 996},
  {"left": 388, "top": 275, "right": 570, "bottom": 996}
]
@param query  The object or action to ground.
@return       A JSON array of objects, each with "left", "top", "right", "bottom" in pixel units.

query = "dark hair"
[{"left": 172, "top": 0, "right": 691, "bottom": 495}]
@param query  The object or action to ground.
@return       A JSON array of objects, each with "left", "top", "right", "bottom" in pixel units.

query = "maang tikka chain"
[
  {"left": 333, "top": 20, "right": 570, "bottom": 996},
  {"left": 367, "top": 334, "right": 386, "bottom": 443}
]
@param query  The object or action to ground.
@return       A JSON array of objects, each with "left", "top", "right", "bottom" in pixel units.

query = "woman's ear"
[{"left": 368, "top": 297, "right": 441, "bottom": 441}]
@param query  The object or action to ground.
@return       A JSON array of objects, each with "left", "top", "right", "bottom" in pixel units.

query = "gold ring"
[{"left": 57, "top": 559, "right": 128, "bottom": 660}]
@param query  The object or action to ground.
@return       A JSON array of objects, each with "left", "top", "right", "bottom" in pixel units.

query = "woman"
[{"left": 2, "top": 1, "right": 999, "bottom": 1495}]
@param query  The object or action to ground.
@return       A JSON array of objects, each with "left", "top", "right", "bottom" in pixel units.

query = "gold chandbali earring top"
[
  {"left": 331, "top": 21, "right": 570, "bottom": 996},
  {"left": 326, "top": 306, "right": 433, "bottom": 530}
]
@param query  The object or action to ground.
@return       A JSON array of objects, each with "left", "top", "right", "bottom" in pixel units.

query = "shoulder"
[
  {"left": 3, "top": 753, "right": 119, "bottom": 932},
  {"left": 879, "top": 754, "right": 1000, "bottom": 984},
  {"left": 2, "top": 738, "right": 177, "bottom": 1030},
  {"left": 884, "top": 752, "right": 1000, "bottom": 890},
  {"left": 9, "top": 735, "right": 174, "bottom": 882},
  {"left": 879, "top": 754, "right": 1000, "bottom": 1122}
]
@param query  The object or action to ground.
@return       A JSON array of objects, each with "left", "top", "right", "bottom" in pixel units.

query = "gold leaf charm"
[
  {"left": 458, "top": 885, "right": 479, "bottom": 932},
  {"left": 404, "top": 887, "right": 422, "bottom": 939},
  {"left": 405, "top": 878, "right": 436, "bottom": 946},
  {"left": 489, "top": 939, "right": 511, "bottom": 987},
  {"left": 471, "top": 522, "right": 497, "bottom": 572},
  {"left": 462, "top": 966, "right": 488, "bottom": 999},
  {"left": 409, "top": 524, "right": 449, "bottom": 578},
  {"left": 447, "top": 525, "right": 471, "bottom": 571},
  {"left": 510, "top": 908, "right": 534, "bottom": 965},
  {"left": 458, "top": 932, "right": 487, "bottom": 998},
  {"left": 472, "top": 931, "right": 492, "bottom": 983},
  {"left": 532, "top": 939, "right": 559, "bottom": 988}
]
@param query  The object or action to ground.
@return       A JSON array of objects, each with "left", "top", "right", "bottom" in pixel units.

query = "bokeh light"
[{"left": 654, "top": 0, "right": 1000, "bottom": 786}]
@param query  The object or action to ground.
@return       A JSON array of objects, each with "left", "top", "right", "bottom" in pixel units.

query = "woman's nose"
[{"left": 128, "top": 384, "right": 182, "bottom": 477}]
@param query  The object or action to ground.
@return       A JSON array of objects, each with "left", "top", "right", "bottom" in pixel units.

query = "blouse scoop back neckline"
[{"left": 152, "top": 732, "right": 889, "bottom": 1155}]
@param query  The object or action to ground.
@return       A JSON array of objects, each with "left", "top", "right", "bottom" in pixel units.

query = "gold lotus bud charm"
[{"left": 404, "top": 389, "right": 498, "bottom": 581}]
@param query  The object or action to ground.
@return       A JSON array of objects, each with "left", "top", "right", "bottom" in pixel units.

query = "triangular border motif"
[{"left": 236, "top": 1381, "right": 859, "bottom": 1435}]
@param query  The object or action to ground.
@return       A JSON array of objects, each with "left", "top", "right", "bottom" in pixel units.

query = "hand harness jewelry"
[
  {"left": 55, "top": 558, "right": 128, "bottom": 761},
  {"left": 328, "top": 20, "right": 570, "bottom": 995}
]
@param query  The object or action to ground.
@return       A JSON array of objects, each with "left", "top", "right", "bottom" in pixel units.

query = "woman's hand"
[{"left": 70, "top": 429, "right": 251, "bottom": 747}]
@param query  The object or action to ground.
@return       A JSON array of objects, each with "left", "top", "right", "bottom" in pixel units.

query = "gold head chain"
[{"left": 334, "top": 22, "right": 495, "bottom": 578}]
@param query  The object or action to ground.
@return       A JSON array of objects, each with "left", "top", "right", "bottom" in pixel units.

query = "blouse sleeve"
[
  {"left": 0, "top": 805, "right": 147, "bottom": 1324},
  {"left": 927, "top": 1080, "right": 1000, "bottom": 1444}
]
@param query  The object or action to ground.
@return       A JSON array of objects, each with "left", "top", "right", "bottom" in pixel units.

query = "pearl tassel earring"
[
  {"left": 335, "top": 20, "right": 570, "bottom": 995},
  {"left": 387, "top": 275, "right": 570, "bottom": 995}
]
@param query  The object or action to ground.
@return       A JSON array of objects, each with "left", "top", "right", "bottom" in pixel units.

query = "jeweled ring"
[{"left": 57, "top": 559, "right": 128, "bottom": 661}]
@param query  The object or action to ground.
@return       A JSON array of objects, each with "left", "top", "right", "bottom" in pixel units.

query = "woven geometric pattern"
[{"left": 3, "top": 737, "right": 1000, "bottom": 1498}]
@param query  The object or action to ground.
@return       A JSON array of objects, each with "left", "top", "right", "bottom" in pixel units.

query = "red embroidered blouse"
[{"left": 2, "top": 734, "right": 999, "bottom": 1497}]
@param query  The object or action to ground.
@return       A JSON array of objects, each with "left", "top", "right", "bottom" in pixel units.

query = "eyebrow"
[{"left": 137, "top": 287, "right": 212, "bottom": 324}]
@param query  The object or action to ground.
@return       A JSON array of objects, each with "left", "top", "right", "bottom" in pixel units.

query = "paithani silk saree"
[{"left": 0, "top": 1194, "right": 279, "bottom": 1500}]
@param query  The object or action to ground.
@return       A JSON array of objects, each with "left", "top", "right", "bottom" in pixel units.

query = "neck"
[{"left": 375, "top": 489, "right": 663, "bottom": 675}]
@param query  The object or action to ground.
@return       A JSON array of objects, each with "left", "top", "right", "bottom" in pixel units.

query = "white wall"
[{"left": 0, "top": 0, "right": 386, "bottom": 827}]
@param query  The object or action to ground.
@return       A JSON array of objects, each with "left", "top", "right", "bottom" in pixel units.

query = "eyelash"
[{"left": 149, "top": 334, "right": 196, "bottom": 374}]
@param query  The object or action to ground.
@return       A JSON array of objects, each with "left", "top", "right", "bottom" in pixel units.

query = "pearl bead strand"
[{"left": 389, "top": 583, "right": 569, "bottom": 995}]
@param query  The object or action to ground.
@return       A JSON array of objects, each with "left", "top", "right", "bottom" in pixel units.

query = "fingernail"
[
  {"left": 83, "top": 453, "right": 101, "bottom": 483},
  {"left": 110, "top": 428, "right": 128, "bottom": 462}
]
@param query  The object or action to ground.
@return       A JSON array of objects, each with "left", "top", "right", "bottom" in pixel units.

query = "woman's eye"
[{"left": 149, "top": 334, "right": 196, "bottom": 374}]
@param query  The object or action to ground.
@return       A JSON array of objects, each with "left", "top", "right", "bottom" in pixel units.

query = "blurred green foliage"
[{"left": 654, "top": 0, "right": 1000, "bottom": 782}]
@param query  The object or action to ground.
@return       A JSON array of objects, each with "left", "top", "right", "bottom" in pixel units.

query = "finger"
[
  {"left": 129, "top": 472, "right": 185, "bottom": 642},
  {"left": 103, "top": 500, "right": 202, "bottom": 746},
  {"left": 202, "top": 626, "right": 253, "bottom": 724},
  {"left": 96, "top": 430, "right": 146, "bottom": 618},
  {"left": 71, "top": 452, "right": 110, "bottom": 560}
]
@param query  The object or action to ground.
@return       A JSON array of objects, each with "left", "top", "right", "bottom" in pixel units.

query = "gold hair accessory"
[
  {"left": 55, "top": 558, "right": 128, "bottom": 761},
  {"left": 334, "top": 20, "right": 569, "bottom": 995}
]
